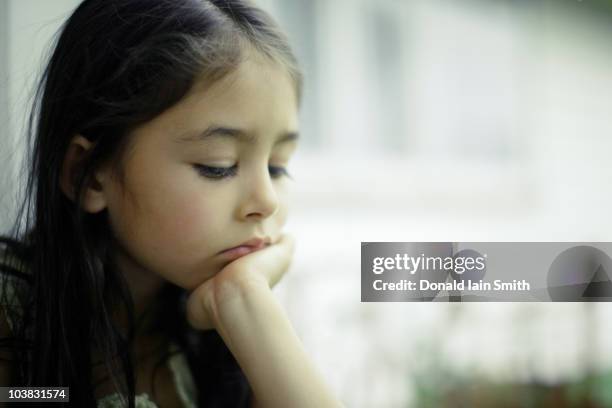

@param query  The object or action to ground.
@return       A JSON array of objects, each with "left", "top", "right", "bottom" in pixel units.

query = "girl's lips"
[{"left": 218, "top": 244, "right": 263, "bottom": 261}]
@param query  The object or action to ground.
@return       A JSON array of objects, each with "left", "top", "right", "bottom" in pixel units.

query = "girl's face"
[{"left": 102, "top": 53, "right": 299, "bottom": 290}]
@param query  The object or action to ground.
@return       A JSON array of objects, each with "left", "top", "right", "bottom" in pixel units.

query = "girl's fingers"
[
  {"left": 261, "top": 233, "right": 295, "bottom": 287},
  {"left": 230, "top": 232, "right": 295, "bottom": 288}
]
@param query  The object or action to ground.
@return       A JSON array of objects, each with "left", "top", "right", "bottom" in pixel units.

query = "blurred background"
[{"left": 1, "top": 0, "right": 612, "bottom": 407}]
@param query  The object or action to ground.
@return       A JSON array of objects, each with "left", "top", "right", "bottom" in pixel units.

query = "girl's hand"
[{"left": 186, "top": 233, "right": 295, "bottom": 330}]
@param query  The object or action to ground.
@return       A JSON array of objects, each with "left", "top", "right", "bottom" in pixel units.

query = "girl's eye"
[
  {"left": 269, "top": 166, "right": 291, "bottom": 179},
  {"left": 193, "top": 164, "right": 291, "bottom": 180},
  {"left": 194, "top": 164, "right": 238, "bottom": 179}
]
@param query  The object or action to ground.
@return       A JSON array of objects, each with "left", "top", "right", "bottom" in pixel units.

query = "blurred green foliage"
[{"left": 413, "top": 370, "right": 612, "bottom": 407}]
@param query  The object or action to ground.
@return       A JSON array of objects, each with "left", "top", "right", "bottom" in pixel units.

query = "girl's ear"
[{"left": 59, "top": 134, "right": 108, "bottom": 213}]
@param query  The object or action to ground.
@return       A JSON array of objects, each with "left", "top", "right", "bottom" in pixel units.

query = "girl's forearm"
[{"left": 209, "top": 280, "right": 343, "bottom": 408}]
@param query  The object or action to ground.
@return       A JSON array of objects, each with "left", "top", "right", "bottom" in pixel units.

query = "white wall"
[
  {"left": 0, "top": 0, "right": 12, "bottom": 233},
  {"left": 0, "top": 0, "right": 80, "bottom": 233}
]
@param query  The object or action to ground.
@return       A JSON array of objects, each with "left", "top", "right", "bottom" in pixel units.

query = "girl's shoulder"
[
  {"left": 0, "top": 237, "right": 32, "bottom": 278},
  {"left": 0, "top": 237, "right": 33, "bottom": 335}
]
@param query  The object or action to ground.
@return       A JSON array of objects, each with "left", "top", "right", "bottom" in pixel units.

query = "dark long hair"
[{"left": 0, "top": 0, "right": 301, "bottom": 406}]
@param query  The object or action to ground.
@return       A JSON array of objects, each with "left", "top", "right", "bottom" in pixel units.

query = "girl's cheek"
[
  {"left": 273, "top": 196, "right": 290, "bottom": 231},
  {"left": 162, "top": 194, "right": 216, "bottom": 237}
]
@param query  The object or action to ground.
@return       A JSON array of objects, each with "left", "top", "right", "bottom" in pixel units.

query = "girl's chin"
[{"left": 186, "top": 264, "right": 229, "bottom": 291}]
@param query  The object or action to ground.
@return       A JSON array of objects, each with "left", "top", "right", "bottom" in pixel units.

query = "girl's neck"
[{"left": 109, "top": 242, "right": 168, "bottom": 335}]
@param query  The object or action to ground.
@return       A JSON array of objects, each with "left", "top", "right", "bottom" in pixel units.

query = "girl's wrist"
[{"left": 208, "top": 273, "right": 273, "bottom": 328}]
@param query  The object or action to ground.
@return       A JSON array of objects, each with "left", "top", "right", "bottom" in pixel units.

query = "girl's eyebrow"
[{"left": 176, "top": 125, "right": 299, "bottom": 146}]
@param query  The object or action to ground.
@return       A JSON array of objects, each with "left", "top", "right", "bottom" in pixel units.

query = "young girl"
[{"left": 0, "top": 0, "right": 343, "bottom": 407}]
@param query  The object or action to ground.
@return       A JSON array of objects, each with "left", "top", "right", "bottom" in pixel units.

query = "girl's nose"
[{"left": 237, "top": 166, "right": 280, "bottom": 221}]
